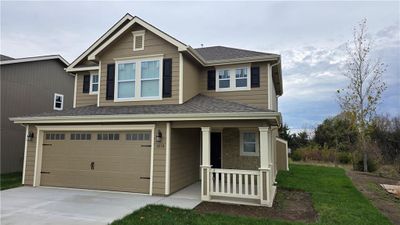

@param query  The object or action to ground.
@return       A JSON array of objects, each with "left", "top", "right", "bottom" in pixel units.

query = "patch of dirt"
[
  {"left": 347, "top": 170, "right": 400, "bottom": 225},
  {"left": 194, "top": 188, "right": 318, "bottom": 223}
]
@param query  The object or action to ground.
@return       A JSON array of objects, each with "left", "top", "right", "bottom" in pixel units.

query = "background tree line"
[{"left": 280, "top": 114, "right": 400, "bottom": 173}]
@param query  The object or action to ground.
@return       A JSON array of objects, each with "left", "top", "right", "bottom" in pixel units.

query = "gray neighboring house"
[{"left": 1, "top": 55, "right": 74, "bottom": 173}]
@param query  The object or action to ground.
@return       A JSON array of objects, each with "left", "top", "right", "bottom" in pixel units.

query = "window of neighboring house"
[
  {"left": 240, "top": 130, "right": 259, "bottom": 156},
  {"left": 90, "top": 74, "right": 99, "bottom": 94},
  {"left": 216, "top": 67, "right": 250, "bottom": 91},
  {"left": 132, "top": 30, "right": 145, "bottom": 51},
  {"left": 53, "top": 93, "right": 64, "bottom": 110},
  {"left": 115, "top": 58, "right": 162, "bottom": 101}
]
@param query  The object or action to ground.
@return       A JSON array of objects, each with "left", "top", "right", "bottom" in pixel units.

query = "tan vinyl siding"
[
  {"left": 152, "top": 122, "right": 166, "bottom": 195},
  {"left": 98, "top": 24, "right": 180, "bottom": 106},
  {"left": 222, "top": 128, "right": 259, "bottom": 170},
  {"left": 24, "top": 126, "right": 37, "bottom": 185},
  {"left": 182, "top": 55, "right": 201, "bottom": 102},
  {"left": 170, "top": 128, "right": 200, "bottom": 193},
  {"left": 201, "top": 62, "right": 269, "bottom": 109},
  {"left": 75, "top": 72, "right": 97, "bottom": 107}
]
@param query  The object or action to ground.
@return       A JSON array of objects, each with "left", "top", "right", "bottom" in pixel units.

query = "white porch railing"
[{"left": 209, "top": 168, "right": 260, "bottom": 199}]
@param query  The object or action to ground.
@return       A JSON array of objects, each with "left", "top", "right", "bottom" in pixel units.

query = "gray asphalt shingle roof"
[
  {"left": 0, "top": 54, "right": 14, "bottom": 61},
  {"left": 23, "top": 94, "right": 271, "bottom": 118},
  {"left": 193, "top": 46, "right": 279, "bottom": 62}
]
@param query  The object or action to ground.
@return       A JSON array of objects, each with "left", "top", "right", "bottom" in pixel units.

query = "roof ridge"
[{"left": 194, "top": 45, "right": 276, "bottom": 55}]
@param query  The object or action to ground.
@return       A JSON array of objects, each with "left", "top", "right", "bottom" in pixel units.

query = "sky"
[{"left": 1, "top": 1, "right": 399, "bottom": 133}]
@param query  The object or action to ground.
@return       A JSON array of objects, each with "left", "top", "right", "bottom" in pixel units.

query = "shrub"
[
  {"left": 291, "top": 151, "right": 302, "bottom": 161},
  {"left": 355, "top": 159, "right": 378, "bottom": 172},
  {"left": 338, "top": 152, "right": 352, "bottom": 164}
]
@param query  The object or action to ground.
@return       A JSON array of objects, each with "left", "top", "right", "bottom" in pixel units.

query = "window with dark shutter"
[
  {"left": 207, "top": 70, "right": 216, "bottom": 90},
  {"left": 106, "top": 64, "right": 115, "bottom": 100},
  {"left": 251, "top": 66, "right": 260, "bottom": 88},
  {"left": 162, "top": 58, "right": 172, "bottom": 98},
  {"left": 83, "top": 75, "right": 90, "bottom": 93}
]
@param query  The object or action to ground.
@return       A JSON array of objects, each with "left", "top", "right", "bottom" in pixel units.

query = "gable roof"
[
  {"left": 0, "top": 55, "right": 69, "bottom": 66},
  {"left": 66, "top": 13, "right": 189, "bottom": 72},
  {"left": 0, "top": 54, "right": 14, "bottom": 61},
  {"left": 193, "top": 46, "right": 279, "bottom": 62}
]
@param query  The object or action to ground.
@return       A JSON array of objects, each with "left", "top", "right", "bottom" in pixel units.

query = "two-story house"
[{"left": 10, "top": 14, "right": 287, "bottom": 207}]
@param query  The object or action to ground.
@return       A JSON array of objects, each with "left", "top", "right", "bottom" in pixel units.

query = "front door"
[{"left": 211, "top": 132, "right": 221, "bottom": 168}]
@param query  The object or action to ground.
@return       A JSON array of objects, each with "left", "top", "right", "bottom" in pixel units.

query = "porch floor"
[{"left": 156, "top": 182, "right": 201, "bottom": 209}]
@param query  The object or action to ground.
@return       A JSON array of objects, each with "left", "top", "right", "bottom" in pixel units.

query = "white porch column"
[
  {"left": 200, "top": 127, "right": 211, "bottom": 201},
  {"left": 259, "top": 127, "right": 271, "bottom": 206}
]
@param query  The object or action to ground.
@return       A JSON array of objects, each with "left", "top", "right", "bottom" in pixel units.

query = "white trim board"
[
  {"left": 32, "top": 124, "right": 156, "bottom": 196},
  {"left": 22, "top": 125, "right": 29, "bottom": 184},
  {"left": 165, "top": 122, "right": 171, "bottom": 195},
  {"left": 11, "top": 112, "right": 282, "bottom": 125},
  {"left": 0, "top": 55, "right": 69, "bottom": 66}
]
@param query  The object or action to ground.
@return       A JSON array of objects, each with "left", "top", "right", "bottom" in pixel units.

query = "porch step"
[{"left": 209, "top": 196, "right": 261, "bottom": 206}]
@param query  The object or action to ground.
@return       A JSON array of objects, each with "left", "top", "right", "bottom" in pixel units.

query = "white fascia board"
[
  {"left": 10, "top": 112, "right": 281, "bottom": 124},
  {"left": 66, "top": 66, "right": 99, "bottom": 72},
  {"left": 0, "top": 55, "right": 69, "bottom": 66},
  {"left": 88, "top": 17, "right": 188, "bottom": 61},
  {"left": 66, "top": 14, "right": 133, "bottom": 71}
]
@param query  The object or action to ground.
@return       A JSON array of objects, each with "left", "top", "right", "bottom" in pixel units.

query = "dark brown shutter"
[
  {"left": 251, "top": 66, "right": 260, "bottom": 88},
  {"left": 83, "top": 75, "right": 90, "bottom": 93},
  {"left": 106, "top": 64, "right": 115, "bottom": 100},
  {"left": 207, "top": 70, "right": 216, "bottom": 90},
  {"left": 162, "top": 58, "right": 172, "bottom": 98}
]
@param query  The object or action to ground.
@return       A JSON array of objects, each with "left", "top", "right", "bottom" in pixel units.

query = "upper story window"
[
  {"left": 132, "top": 30, "right": 145, "bottom": 51},
  {"left": 53, "top": 93, "right": 64, "bottom": 111},
  {"left": 90, "top": 74, "right": 99, "bottom": 94},
  {"left": 115, "top": 57, "right": 162, "bottom": 101},
  {"left": 216, "top": 66, "right": 250, "bottom": 92}
]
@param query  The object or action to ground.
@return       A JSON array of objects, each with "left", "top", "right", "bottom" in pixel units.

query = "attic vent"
[{"left": 132, "top": 30, "right": 145, "bottom": 51}]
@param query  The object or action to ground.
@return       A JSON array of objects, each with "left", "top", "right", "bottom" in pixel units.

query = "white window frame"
[
  {"left": 114, "top": 57, "right": 163, "bottom": 102},
  {"left": 132, "top": 30, "right": 145, "bottom": 51},
  {"left": 89, "top": 74, "right": 99, "bottom": 94},
  {"left": 240, "top": 129, "right": 259, "bottom": 156},
  {"left": 216, "top": 65, "right": 251, "bottom": 92},
  {"left": 53, "top": 93, "right": 64, "bottom": 111}
]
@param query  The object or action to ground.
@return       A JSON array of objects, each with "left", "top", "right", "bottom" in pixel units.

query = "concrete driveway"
[{"left": 1, "top": 184, "right": 201, "bottom": 225}]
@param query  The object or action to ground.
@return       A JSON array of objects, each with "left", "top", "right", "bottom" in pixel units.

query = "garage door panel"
[{"left": 40, "top": 130, "right": 152, "bottom": 194}]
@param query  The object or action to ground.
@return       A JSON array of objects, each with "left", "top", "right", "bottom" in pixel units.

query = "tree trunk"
[
  {"left": 362, "top": 138, "right": 368, "bottom": 172},
  {"left": 363, "top": 152, "right": 368, "bottom": 172}
]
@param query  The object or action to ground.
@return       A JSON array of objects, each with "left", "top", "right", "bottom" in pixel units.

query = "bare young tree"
[{"left": 337, "top": 18, "right": 387, "bottom": 172}]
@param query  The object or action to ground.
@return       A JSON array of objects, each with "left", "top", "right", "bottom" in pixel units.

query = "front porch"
[{"left": 199, "top": 127, "right": 278, "bottom": 206}]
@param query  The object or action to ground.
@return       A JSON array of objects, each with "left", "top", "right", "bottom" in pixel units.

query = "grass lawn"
[
  {"left": 111, "top": 164, "right": 391, "bottom": 225},
  {"left": 0, "top": 172, "right": 22, "bottom": 190}
]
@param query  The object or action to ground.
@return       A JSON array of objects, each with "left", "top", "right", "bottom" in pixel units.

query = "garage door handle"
[
  {"left": 41, "top": 171, "right": 50, "bottom": 174},
  {"left": 42, "top": 144, "right": 52, "bottom": 146},
  {"left": 140, "top": 177, "right": 150, "bottom": 180},
  {"left": 141, "top": 145, "right": 151, "bottom": 147},
  {"left": 90, "top": 162, "right": 95, "bottom": 170}
]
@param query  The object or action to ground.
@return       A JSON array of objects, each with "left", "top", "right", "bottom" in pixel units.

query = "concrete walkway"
[{"left": 0, "top": 183, "right": 201, "bottom": 225}]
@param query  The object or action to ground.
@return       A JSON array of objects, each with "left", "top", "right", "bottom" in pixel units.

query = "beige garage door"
[{"left": 40, "top": 131, "right": 152, "bottom": 193}]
